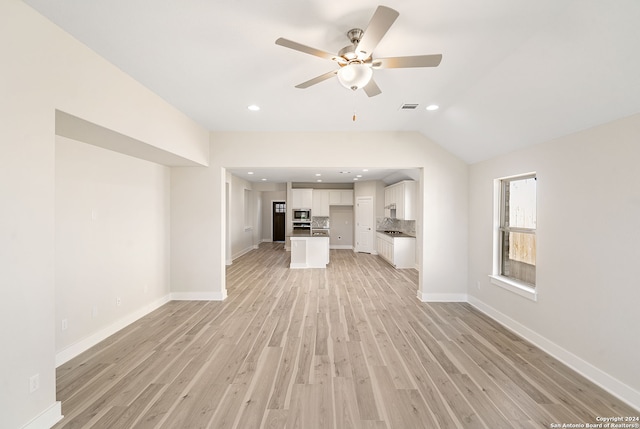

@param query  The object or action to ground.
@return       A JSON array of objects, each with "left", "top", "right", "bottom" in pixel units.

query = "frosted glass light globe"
[{"left": 337, "top": 63, "right": 373, "bottom": 91}]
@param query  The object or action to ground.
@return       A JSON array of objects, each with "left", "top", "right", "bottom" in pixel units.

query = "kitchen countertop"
[
  {"left": 377, "top": 230, "right": 415, "bottom": 238},
  {"left": 290, "top": 230, "right": 329, "bottom": 237}
]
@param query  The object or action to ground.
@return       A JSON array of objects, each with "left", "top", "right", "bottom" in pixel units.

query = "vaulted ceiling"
[{"left": 26, "top": 0, "right": 640, "bottom": 164}]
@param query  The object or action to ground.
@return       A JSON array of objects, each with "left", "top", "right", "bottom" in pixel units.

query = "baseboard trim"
[
  {"left": 467, "top": 295, "right": 640, "bottom": 411},
  {"left": 21, "top": 401, "right": 62, "bottom": 429},
  {"left": 417, "top": 291, "right": 468, "bottom": 302},
  {"left": 331, "top": 245, "right": 353, "bottom": 250},
  {"left": 55, "top": 294, "right": 172, "bottom": 367},
  {"left": 171, "top": 291, "right": 227, "bottom": 301},
  {"left": 232, "top": 245, "right": 255, "bottom": 261}
]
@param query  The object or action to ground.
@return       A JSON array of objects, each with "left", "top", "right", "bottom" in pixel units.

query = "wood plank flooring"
[{"left": 54, "top": 243, "right": 638, "bottom": 428}]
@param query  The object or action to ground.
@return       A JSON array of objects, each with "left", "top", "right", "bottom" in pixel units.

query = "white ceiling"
[{"left": 26, "top": 0, "right": 640, "bottom": 168}]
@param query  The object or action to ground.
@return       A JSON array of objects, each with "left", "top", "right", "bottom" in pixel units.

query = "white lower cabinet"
[
  {"left": 376, "top": 233, "right": 416, "bottom": 269},
  {"left": 290, "top": 236, "right": 330, "bottom": 268}
]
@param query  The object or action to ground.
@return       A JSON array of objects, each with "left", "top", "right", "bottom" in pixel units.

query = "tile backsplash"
[
  {"left": 311, "top": 216, "right": 330, "bottom": 229},
  {"left": 376, "top": 217, "right": 416, "bottom": 236}
]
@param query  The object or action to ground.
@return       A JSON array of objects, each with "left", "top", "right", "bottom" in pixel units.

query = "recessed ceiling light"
[
  {"left": 353, "top": 178, "right": 359, "bottom": 181},
  {"left": 261, "top": 178, "right": 267, "bottom": 181},
  {"left": 317, "top": 179, "right": 322, "bottom": 182},
  {"left": 247, "top": 104, "right": 260, "bottom": 111},
  {"left": 362, "top": 169, "right": 369, "bottom": 172},
  {"left": 426, "top": 104, "right": 440, "bottom": 111},
  {"left": 247, "top": 171, "right": 254, "bottom": 175},
  {"left": 356, "top": 174, "right": 362, "bottom": 178},
  {"left": 315, "top": 173, "right": 321, "bottom": 177}
]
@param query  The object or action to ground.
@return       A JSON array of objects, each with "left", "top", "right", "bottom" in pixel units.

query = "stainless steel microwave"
[{"left": 293, "top": 209, "right": 311, "bottom": 221}]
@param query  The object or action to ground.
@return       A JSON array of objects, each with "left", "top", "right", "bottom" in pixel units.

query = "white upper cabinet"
[
  {"left": 312, "top": 190, "right": 330, "bottom": 216},
  {"left": 384, "top": 180, "right": 416, "bottom": 220},
  {"left": 292, "top": 188, "right": 313, "bottom": 208},
  {"left": 329, "top": 189, "right": 354, "bottom": 206},
  {"left": 295, "top": 188, "right": 353, "bottom": 215}
]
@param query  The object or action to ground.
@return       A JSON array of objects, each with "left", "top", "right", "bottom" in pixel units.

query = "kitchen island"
[{"left": 290, "top": 231, "right": 330, "bottom": 269}]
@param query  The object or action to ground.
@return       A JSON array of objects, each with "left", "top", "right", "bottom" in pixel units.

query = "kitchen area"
[
  {"left": 226, "top": 169, "right": 419, "bottom": 271},
  {"left": 287, "top": 180, "right": 417, "bottom": 270},
  {"left": 288, "top": 187, "right": 349, "bottom": 269},
  {"left": 289, "top": 207, "right": 330, "bottom": 268}
]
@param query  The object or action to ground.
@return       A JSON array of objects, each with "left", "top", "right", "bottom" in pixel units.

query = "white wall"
[
  {"left": 229, "top": 174, "right": 261, "bottom": 260},
  {"left": 0, "top": 1, "right": 208, "bottom": 427},
  {"left": 55, "top": 137, "right": 171, "bottom": 362},
  {"left": 468, "top": 113, "right": 640, "bottom": 409},
  {"left": 329, "top": 206, "right": 354, "bottom": 248},
  {"left": 171, "top": 131, "right": 469, "bottom": 304}
]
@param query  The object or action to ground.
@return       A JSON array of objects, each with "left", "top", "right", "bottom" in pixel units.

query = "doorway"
[
  {"left": 272, "top": 201, "right": 286, "bottom": 242},
  {"left": 355, "top": 196, "right": 374, "bottom": 253}
]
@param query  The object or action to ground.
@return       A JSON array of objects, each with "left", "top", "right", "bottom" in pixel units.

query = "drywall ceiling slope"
[{"left": 26, "top": 0, "right": 640, "bottom": 163}]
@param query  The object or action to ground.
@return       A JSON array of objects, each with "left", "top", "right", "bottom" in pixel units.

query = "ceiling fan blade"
[
  {"left": 276, "top": 38, "right": 337, "bottom": 61},
  {"left": 295, "top": 70, "right": 338, "bottom": 89},
  {"left": 355, "top": 6, "right": 399, "bottom": 59},
  {"left": 371, "top": 54, "right": 443, "bottom": 69},
  {"left": 363, "top": 79, "right": 382, "bottom": 97}
]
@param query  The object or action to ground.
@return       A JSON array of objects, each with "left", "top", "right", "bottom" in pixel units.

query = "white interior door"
[{"left": 355, "top": 196, "right": 374, "bottom": 253}]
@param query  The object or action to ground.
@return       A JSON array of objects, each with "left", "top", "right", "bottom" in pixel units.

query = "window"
[
  {"left": 491, "top": 173, "right": 537, "bottom": 300},
  {"left": 274, "top": 202, "right": 286, "bottom": 213}
]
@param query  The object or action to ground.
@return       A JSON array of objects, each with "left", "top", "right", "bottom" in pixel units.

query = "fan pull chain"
[{"left": 352, "top": 90, "right": 357, "bottom": 122}]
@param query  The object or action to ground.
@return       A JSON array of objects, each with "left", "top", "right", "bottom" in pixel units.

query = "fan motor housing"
[
  {"left": 338, "top": 45, "right": 359, "bottom": 62},
  {"left": 338, "top": 28, "right": 366, "bottom": 62}
]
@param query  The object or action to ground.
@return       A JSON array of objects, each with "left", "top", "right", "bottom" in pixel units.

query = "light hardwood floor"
[{"left": 54, "top": 243, "right": 638, "bottom": 428}]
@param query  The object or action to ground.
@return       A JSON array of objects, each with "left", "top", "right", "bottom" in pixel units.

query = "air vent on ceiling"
[{"left": 400, "top": 103, "right": 419, "bottom": 110}]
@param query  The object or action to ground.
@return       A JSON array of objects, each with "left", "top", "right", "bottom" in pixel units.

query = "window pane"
[
  {"left": 501, "top": 230, "right": 536, "bottom": 285},
  {"left": 508, "top": 231, "right": 536, "bottom": 265},
  {"left": 506, "top": 177, "right": 536, "bottom": 229}
]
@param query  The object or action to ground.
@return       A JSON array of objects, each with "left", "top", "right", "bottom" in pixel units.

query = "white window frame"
[{"left": 490, "top": 173, "right": 538, "bottom": 301}]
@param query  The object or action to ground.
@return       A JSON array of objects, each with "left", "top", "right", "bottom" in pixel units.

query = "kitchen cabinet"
[
  {"left": 312, "top": 190, "right": 330, "bottom": 216},
  {"left": 384, "top": 180, "right": 416, "bottom": 220},
  {"left": 329, "top": 189, "right": 354, "bottom": 206},
  {"left": 292, "top": 188, "right": 313, "bottom": 208},
  {"left": 376, "top": 232, "right": 416, "bottom": 269}
]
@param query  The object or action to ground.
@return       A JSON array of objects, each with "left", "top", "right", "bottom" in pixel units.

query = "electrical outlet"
[
  {"left": 116, "top": 297, "right": 121, "bottom": 307},
  {"left": 29, "top": 374, "right": 39, "bottom": 393},
  {"left": 61, "top": 318, "right": 68, "bottom": 331}
]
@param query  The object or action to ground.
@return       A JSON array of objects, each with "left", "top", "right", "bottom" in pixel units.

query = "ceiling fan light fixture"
[{"left": 337, "top": 63, "right": 373, "bottom": 91}]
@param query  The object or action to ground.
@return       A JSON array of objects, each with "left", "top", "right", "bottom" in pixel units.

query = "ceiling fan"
[{"left": 275, "top": 5, "right": 442, "bottom": 97}]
